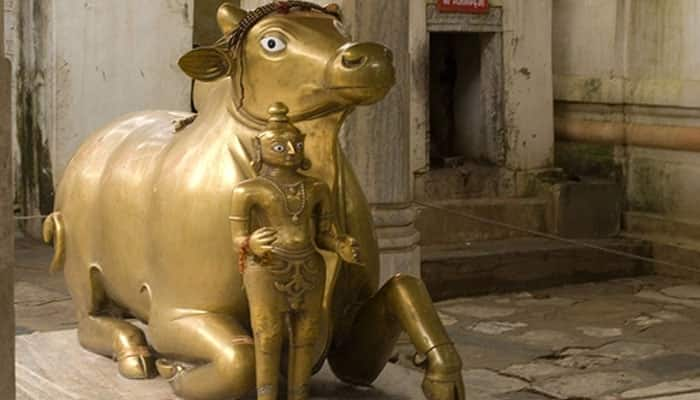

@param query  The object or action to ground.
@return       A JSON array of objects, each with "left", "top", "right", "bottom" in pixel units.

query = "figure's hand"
[
  {"left": 248, "top": 227, "right": 277, "bottom": 257},
  {"left": 421, "top": 345, "right": 465, "bottom": 400},
  {"left": 336, "top": 236, "right": 362, "bottom": 265}
]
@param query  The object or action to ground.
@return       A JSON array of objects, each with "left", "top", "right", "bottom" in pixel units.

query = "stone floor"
[{"left": 14, "top": 237, "right": 700, "bottom": 399}]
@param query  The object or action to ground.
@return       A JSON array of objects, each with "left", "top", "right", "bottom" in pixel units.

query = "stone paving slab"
[
  {"left": 16, "top": 330, "right": 425, "bottom": 400},
  {"left": 619, "top": 377, "right": 700, "bottom": 399}
]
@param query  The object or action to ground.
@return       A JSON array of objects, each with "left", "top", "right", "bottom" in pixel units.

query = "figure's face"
[{"left": 259, "top": 130, "right": 305, "bottom": 168}]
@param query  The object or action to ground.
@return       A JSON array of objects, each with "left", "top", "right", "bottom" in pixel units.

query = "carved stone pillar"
[
  {"left": 340, "top": 1, "right": 421, "bottom": 284},
  {"left": 0, "top": 0, "right": 16, "bottom": 397}
]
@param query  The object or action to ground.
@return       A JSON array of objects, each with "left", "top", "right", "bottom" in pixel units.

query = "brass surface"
[
  {"left": 231, "top": 103, "right": 361, "bottom": 399},
  {"left": 43, "top": 2, "right": 463, "bottom": 399}
]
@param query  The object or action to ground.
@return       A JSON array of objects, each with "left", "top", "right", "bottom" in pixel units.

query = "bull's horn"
[{"left": 217, "top": 3, "right": 247, "bottom": 35}]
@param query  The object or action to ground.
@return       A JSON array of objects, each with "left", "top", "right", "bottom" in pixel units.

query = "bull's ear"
[
  {"left": 217, "top": 2, "right": 247, "bottom": 35},
  {"left": 178, "top": 47, "right": 231, "bottom": 82}
]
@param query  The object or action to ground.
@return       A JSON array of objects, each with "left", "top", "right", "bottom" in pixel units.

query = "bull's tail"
[{"left": 42, "top": 212, "right": 65, "bottom": 273}]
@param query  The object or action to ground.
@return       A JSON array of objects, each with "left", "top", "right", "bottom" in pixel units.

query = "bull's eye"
[
  {"left": 260, "top": 36, "right": 286, "bottom": 53},
  {"left": 295, "top": 142, "right": 304, "bottom": 151},
  {"left": 272, "top": 143, "right": 285, "bottom": 152}
]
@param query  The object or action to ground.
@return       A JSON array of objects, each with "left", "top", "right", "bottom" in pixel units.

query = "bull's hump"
[{"left": 60, "top": 110, "right": 194, "bottom": 195}]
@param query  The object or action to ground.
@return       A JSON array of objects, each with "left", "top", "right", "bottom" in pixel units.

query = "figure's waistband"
[{"left": 269, "top": 246, "right": 316, "bottom": 260}]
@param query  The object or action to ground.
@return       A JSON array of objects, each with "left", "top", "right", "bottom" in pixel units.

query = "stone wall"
[
  {"left": 10, "top": 0, "right": 194, "bottom": 235},
  {"left": 1, "top": 0, "right": 16, "bottom": 395},
  {"left": 552, "top": 0, "right": 700, "bottom": 244}
]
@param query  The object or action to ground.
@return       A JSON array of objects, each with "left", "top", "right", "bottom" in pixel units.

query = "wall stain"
[
  {"left": 581, "top": 78, "right": 602, "bottom": 102},
  {"left": 518, "top": 67, "right": 531, "bottom": 79},
  {"left": 15, "top": 0, "right": 54, "bottom": 230}
]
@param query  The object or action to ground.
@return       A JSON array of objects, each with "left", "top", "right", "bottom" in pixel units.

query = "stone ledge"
[{"left": 422, "top": 237, "right": 653, "bottom": 300}]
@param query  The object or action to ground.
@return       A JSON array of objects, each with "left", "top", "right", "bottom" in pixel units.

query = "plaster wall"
[
  {"left": 52, "top": 0, "right": 194, "bottom": 181},
  {"left": 552, "top": 0, "right": 700, "bottom": 238},
  {"left": 12, "top": 0, "right": 194, "bottom": 233}
]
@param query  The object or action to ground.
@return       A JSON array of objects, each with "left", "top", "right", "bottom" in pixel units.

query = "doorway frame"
[{"left": 411, "top": 2, "right": 505, "bottom": 199}]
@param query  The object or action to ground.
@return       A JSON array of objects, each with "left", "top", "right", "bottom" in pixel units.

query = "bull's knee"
[
  {"left": 215, "top": 341, "right": 256, "bottom": 388},
  {"left": 385, "top": 273, "right": 424, "bottom": 293}
]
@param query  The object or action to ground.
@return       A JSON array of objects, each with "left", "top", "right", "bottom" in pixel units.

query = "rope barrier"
[
  {"left": 13, "top": 203, "right": 700, "bottom": 274},
  {"left": 13, "top": 215, "right": 47, "bottom": 221}
]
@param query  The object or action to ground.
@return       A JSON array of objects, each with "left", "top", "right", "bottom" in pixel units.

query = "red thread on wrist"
[{"left": 239, "top": 236, "right": 250, "bottom": 274}]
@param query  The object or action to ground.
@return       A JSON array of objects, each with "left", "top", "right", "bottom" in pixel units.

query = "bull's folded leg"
[
  {"left": 77, "top": 314, "right": 154, "bottom": 379},
  {"left": 148, "top": 313, "right": 255, "bottom": 400},
  {"left": 72, "top": 265, "right": 155, "bottom": 379},
  {"left": 328, "top": 274, "right": 465, "bottom": 400}
]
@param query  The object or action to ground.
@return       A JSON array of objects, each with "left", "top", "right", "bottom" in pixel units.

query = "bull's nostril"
[{"left": 342, "top": 54, "right": 367, "bottom": 69}]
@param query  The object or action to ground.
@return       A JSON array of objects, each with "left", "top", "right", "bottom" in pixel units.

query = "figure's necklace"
[{"left": 260, "top": 175, "right": 306, "bottom": 223}]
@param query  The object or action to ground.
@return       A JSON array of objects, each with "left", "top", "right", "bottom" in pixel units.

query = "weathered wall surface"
[
  {"left": 553, "top": 0, "right": 700, "bottom": 242},
  {"left": 1, "top": 0, "right": 16, "bottom": 396},
  {"left": 11, "top": 0, "right": 194, "bottom": 234},
  {"left": 500, "top": 0, "right": 554, "bottom": 171}
]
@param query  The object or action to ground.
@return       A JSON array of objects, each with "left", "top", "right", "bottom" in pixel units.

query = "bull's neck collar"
[{"left": 227, "top": 100, "right": 348, "bottom": 130}]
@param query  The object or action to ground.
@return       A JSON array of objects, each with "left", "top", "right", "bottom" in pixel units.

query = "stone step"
[
  {"left": 623, "top": 233, "right": 700, "bottom": 281},
  {"left": 625, "top": 211, "right": 700, "bottom": 247},
  {"left": 415, "top": 198, "right": 548, "bottom": 246},
  {"left": 419, "top": 163, "right": 517, "bottom": 200},
  {"left": 549, "top": 179, "right": 622, "bottom": 238},
  {"left": 421, "top": 237, "right": 653, "bottom": 301},
  {"left": 623, "top": 212, "right": 700, "bottom": 280}
]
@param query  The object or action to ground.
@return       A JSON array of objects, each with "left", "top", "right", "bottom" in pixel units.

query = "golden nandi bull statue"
[{"left": 42, "top": 2, "right": 465, "bottom": 399}]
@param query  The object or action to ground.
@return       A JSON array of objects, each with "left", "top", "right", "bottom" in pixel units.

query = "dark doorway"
[{"left": 430, "top": 32, "right": 502, "bottom": 168}]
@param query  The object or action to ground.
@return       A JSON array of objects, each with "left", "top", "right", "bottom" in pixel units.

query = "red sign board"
[{"left": 437, "top": 0, "right": 489, "bottom": 13}]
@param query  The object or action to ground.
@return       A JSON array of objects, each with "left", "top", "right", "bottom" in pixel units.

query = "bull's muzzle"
[{"left": 324, "top": 42, "right": 395, "bottom": 105}]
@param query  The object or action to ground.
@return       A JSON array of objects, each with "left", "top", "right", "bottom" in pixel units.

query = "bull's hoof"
[
  {"left": 422, "top": 377, "right": 465, "bottom": 400},
  {"left": 155, "top": 358, "right": 185, "bottom": 380},
  {"left": 117, "top": 346, "right": 156, "bottom": 379},
  {"left": 421, "top": 344, "right": 465, "bottom": 400}
]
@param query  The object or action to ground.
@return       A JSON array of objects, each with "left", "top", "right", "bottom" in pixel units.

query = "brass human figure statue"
[
  {"left": 231, "top": 103, "right": 361, "bottom": 400},
  {"left": 42, "top": 2, "right": 465, "bottom": 399}
]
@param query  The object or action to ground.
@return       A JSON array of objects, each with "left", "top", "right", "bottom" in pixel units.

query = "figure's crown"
[
  {"left": 259, "top": 102, "right": 301, "bottom": 137},
  {"left": 267, "top": 102, "right": 289, "bottom": 122}
]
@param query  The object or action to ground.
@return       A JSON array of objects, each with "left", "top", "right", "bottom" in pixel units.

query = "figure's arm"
[
  {"left": 230, "top": 185, "right": 253, "bottom": 247},
  {"left": 230, "top": 184, "right": 276, "bottom": 257},
  {"left": 314, "top": 183, "right": 361, "bottom": 265}
]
